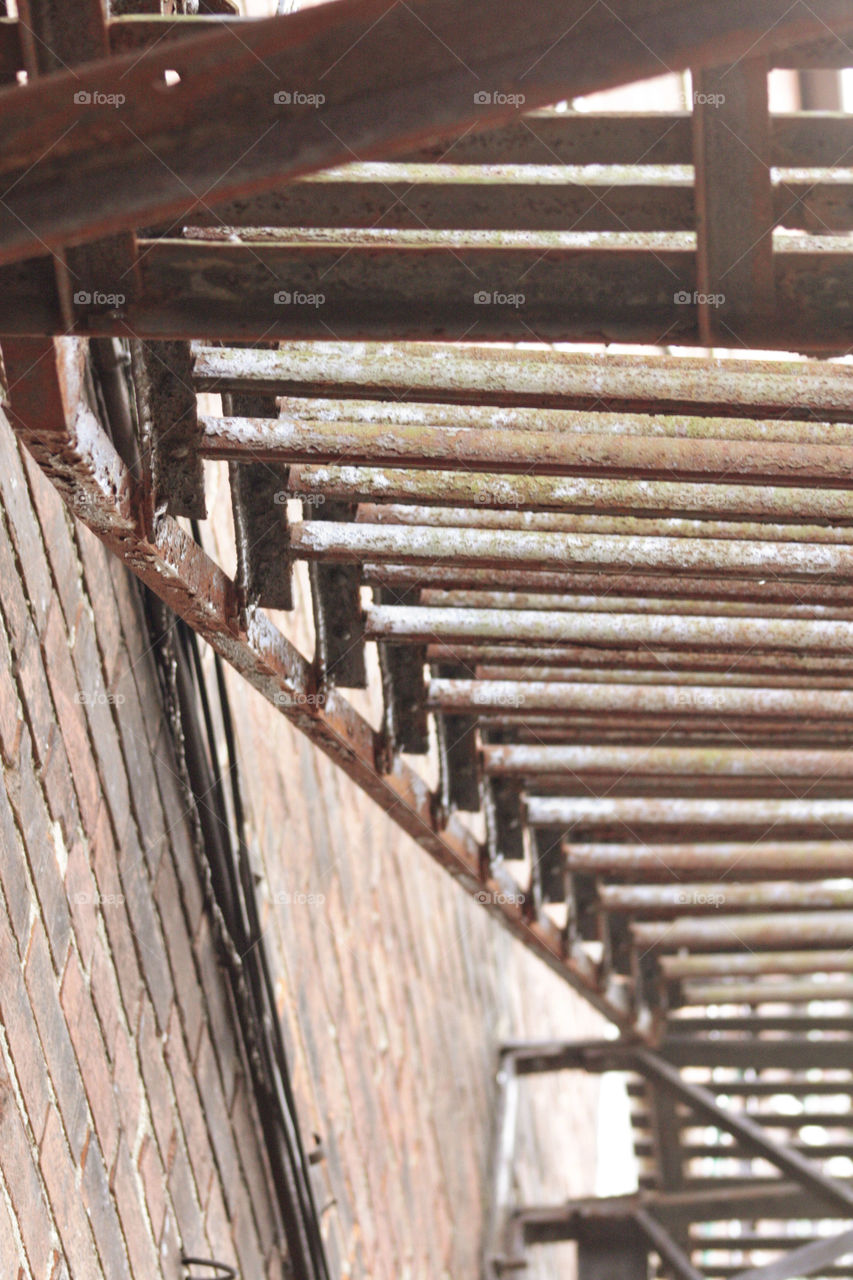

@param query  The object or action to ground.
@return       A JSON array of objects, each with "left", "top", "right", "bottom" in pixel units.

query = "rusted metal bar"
[
  {"left": 430, "top": 680, "right": 853, "bottom": 720},
  {"left": 306, "top": 500, "right": 366, "bottom": 689},
  {"left": 252, "top": 396, "right": 853, "bottom": 446},
  {"left": 632, "top": 1049, "right": 853, "bottom": 1216},
  {"left": 1, "top": 336, "right": 634, "bottom": 1032},
  {"left": 367, "top": 605, "right": 853, "bottom": 656},
  {"left": 191, "top": 171, "right": 696, "bottom": 234},
  {"left": 194, "top": 345, "right": 853, "bottom": 421},
  {"left": 661, "top": 1039, "right": 853, "bottom": 1071},
  {"left": 633, "top": 913, "right": 853, "bottom": 951},
  {"left": 290, "top": 464, "right": 853, "bottom": 528},
  {"left": 662, "top": 951, "right": 853, "bottom": 979},
  {"left": 477, "top": 666, "right": 853, "bottom": 690},
  {"left": 4, "top": 3, "right": 852, "bottom": 270},
  {"left": 400, "top": 110, "right": 851, "bottom": 167},
  {"left": 693, "top": 58, "right": 775, "bottom": 344},
  {"left": 681, "top": 980, "right": 853, "bottom": 1004},
  {"left": 225, "top": 389, "right": 293, "bottom": 612},
  {"left": 85, "top": 243, "right": 793, "bottom": 351},
  {"left": 602, "top": 882, "right": 853, "bottom": 916},
  {"left": 374, "top": 588, "right": 428, "bottom": 756},
  {"left": 511, "top": 776, "right": 853, "bottom": 796},
  {"left": 202, "top": 413, "right": 853, "bottom": 489},
  {"left": 483, "top": 744, "right": 853, "bottom": 779},
  {"left": 427, "top": 645, "right": 853, "bottom": 681},
  {"left": 15, "top": 0, "right": 139, "bottom": 335},
  {"left": 152, "top": 171, "right": 853, "bottom": 235},
  {"left": 366, "top": 563, "right": 853, "bottom": 610},
  {"left": 358, "top": 502, "right": 853, "bottom": 547},
  {"left": 564, "top": 842, "right": 853, "bottom": 881},
  {"left": 666, "top": 1014, "right": 853, "bottom": 1034},
  {"left": 527, "top": 797, "right": 853, "bottom": 833},
  {"left": 727, "top": 1226, "right": 853, "bottom": 1280},
  {"left": 299, "top": 526, "right": 853, "bottom": 585},
  {"left": 426, "top": 593, "right": 853, "bottom": 621},
  {"left": 632, "top": 1208, "right": 703, "bottom": 1280},
  {"left": 24, "top": 237, "right": 853, "bottom": 344},
  {"left": 131, "top": 340, "right": 205, "bottom": 520},
  {"left": 516, "top": 1185, "right": 851, "bottom": 1234}
]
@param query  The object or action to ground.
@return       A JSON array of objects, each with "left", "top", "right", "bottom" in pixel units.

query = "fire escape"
[{"left": 2, "top": 1, "right": 853, "bottom": 1277}]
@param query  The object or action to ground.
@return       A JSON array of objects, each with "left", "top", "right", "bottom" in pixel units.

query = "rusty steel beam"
[
  {"left": 366, "top": 605, "right": 853, "bottom": 656},
  {"left": 527, "top": 797, "right": 853, "bottom": 834},
  {"left": 693, "top": 58, "right": 775, "bottom": 344},
  {"left": 662, "top": 951, "right": 853, "bottom": 979},
  {"left": 298, "top": 527, "right": 853, "bottom": 586},
  {"left": 3, "top": 2, "right": 852, "bottom": 270},
  {"left": 358, "top": 503, "right": 853, "bottom": 547},
  {"left": 633, "top": 913, "right": 853, "bottom": 951},
  {"left": 290, "top": 465, "right": 853, "bottom": 529},
  {"left": 564, "top": 842, "right": 853, "bottom": 882},
  {"left": 425, "top": 593, "right": 853, "bottom": 621},
  {"left": 368, "top": 563, "right": 853, "bottom": 612},
  {"left": 427, "top": 646, "right": 853, "bottom": 682},
  {"left": 477, "top": 666, "right": 853, "bottom": 691},
  {"left": 681, "top": 980, "right": 853, "bottom": 1004},
  {"left": 482, "top": 744, "right": 853, "bottom": 779},
  {"left": 429, "top": 680, "right": 853, "bottom": 720},
  {"left": 194, "top": 346, "right": 853, "bottom": 421},
  {"left": 0, "top": 336, "right": 634, "bottom": 1033},
  {"left": 150, "top": 170, "right": 853, "bottom": 235},
  {"left": 602, "top": 882, "right": 853, "bottom": 916},
  {"left": 241, "top": 396, "right": 853, "bottom": 447},
  {"left": 55, "top": 236, "right": 851, "bottom": 349},
  {"left": 401, "top": 110, "right": 851, "bottom": 166},
  {"left": 202, "top": 414, "right": 853, "bottom": 489}
]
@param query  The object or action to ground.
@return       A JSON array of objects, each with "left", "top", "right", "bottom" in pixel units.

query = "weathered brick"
[
  {"left": 111, "top": 1024, "right": 142, "bottom": 1149},
  {"left": 0, "top": 614, "right": 23, "bottom": 768},
  {"left": 15, "top": 746, "right": 71, "bottom": 972},
  {"left": 40, "top": 598, "right": 101, "bottom": 837},
  {"left": 167, "top": 1141, "right": 208, "bottom": 1260},
  {"left": 20, "top": 450, "right": 83, "bottom": 634},
  {"left": 39, "top": 1108, "right": 101, "bottom": 1279},
  {"left": 136, "top": 1135, "right": 166, "bottom": 1245},
  {"left": 64, "top": 832, "right": 98, "bottom": 972},
  {"left": 0, "top": 435, "right": 53, "bottom": 631},
  {"left": 118, "top": 845, "right": 173, "bottom": 1036},
  {"left": 136, "top": 1002, "right": 175, "bottom": 1167},
  {"left": 73, "top": 523, "right": 124, "bottom": 688},
  {"left": 0, "top": 908, "right": 51, "bottom": 1146},
  {"left": 81, "top": 1136, "right": 132, "bottom": 1280},
  {"left": 16, "top": 623, "right": 55, "bottom": 770},
  {"left": 90, "top": 807, "right": 143, "bottom": 1033},
  {"left": 39, "top": 732, "right": 80, "bottom": 849},
  {"left": 110, "top": 1135, "right": 159, "bottom": 1280},
  {"left": 60, "top": 953, "right": 120, "bottom": 1171},
  {"left": 163, "top": 1007, "right": 214, "bottom": 1206},
  {"left": 25, "top": 923, "right": 87, "bottom": 1160},
  {"left": 154, "top": 852, "right": 203, "bottom": 1056},
  {"left": 0, "top": 775, "right": 32, "bottom": 945},
  {"left": 0, "top": 1039, "right": 54, "bottom": 1280},
  {"left": 0, "top": 1174, "right": 26, "bottom": 1280}
]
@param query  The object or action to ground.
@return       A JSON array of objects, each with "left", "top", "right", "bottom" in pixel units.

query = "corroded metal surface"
[
  {"left": 2, "top": 2, "right": 853, "bottom": 270},
  {"left": 195, "top": 345, "right": 853, "bottom": 418}
]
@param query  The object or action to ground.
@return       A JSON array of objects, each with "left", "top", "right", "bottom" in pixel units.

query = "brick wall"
[
  {"left": 0, "top": 399, "right": 605, "bottom": 1280},
  {"left": 0, "top": 408, "right": 284, "bottom": 1280}
]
